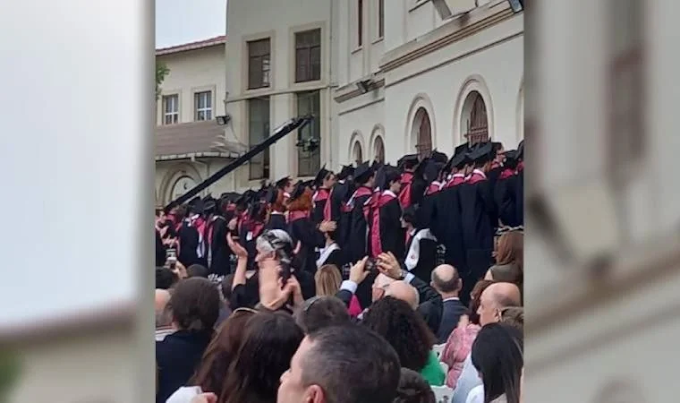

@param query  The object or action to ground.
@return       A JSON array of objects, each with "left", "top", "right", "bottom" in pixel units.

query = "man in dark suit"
[{"left": 431, "top": 264, "right": 466, "bottom": 343}]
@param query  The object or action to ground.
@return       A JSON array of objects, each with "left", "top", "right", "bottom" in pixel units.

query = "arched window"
[
  {"left": 170, "top": 175, "right": 198, "bottom": 202},
  {"left": 463, "top": 91, "right": 489, "bottom": 145},
  {"left": 373, "top": 136, "right": 385, "bottom": 163},
  {"left": 352, "top": 141, "right": 363, "bottom": 165},
  {"left": 413, "top": 107, "right": 432, "bottom": 158}
]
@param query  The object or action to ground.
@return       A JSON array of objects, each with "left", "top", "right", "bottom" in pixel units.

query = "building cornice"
[
  {"left": 155, "top": 151, "right": 238, "bottom": 162},
  {"left": 379, "top": 1, "right": 515, "bottom": 73},
  {"left": 333, "top": 76, "right": 385, "bottom": 104}
]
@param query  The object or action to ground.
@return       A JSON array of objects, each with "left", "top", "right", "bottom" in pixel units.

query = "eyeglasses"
[
  {"left": 302, "top": 296, "right": 322, "bottom": 313},
  {"left": 232, "top": 307, "right": 258, "bottom": 315}
]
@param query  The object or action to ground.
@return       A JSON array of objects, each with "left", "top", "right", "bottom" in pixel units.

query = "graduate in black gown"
[
  {"left": 176, "top": 205, "right": 201, "bottom": 267},
  {"left": 311, "top": 165, "right": 336, "bottom": 225},
  {"left": 203, "top": 198, "right": 232, "bottom": 277},
  {"left": 266, "top": 176, "right": 293, "bottom": 231},
  {"left": 344, "top": 162, "right": 375, "bottom": 264},
  {"left": 331, "top": 165, "right": 355, "bottom": 249},
  {"left": 515, "top": 140, "right": 524, "bottom": 225},
  {"left": 397, "top": 154, "right": 419, "bottom": 209},
  {"left": 458, "top": 142, "right": 499, "bottom": 305},
  {"left": 287, "top": 181, "right": 327, "bottom": 274},
  {"left": 494, "top": 149, "right": 522, "bottom": 227},
  {"left": 368, "top": 165, "right": 405, "bottom": 258},
  {"left": 431, "top": 146, "right": 472, "bottom": 291}
]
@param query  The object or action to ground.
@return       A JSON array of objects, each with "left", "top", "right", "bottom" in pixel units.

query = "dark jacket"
[
  {"left": 436, "top": 298, "right": 466, "bottom": 344},
  {"left": 156, "top": 330, "right": 213, "bottom": 403}
]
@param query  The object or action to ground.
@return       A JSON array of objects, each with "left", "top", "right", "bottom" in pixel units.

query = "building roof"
[
  {"left": 156, "top": 35, "right": 226, "bottom": 56},
  {"left": 155, "top": 121, "right": 240, "bottom": 160}
]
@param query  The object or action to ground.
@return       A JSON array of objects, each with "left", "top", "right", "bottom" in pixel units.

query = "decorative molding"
[
  {"left": 380, "top": 1, "right": 514, "bottom": 73},
  {"left": 334, "top": 77, "right": 385, "bottom": 103}
]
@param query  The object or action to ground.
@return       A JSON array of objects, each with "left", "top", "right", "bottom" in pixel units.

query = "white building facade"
[
  {"left": 334, "top": 0, "right": 524, "bottom": 166},
  {"left": 155, "top": 36, "right": 236, "bottom": 206}
]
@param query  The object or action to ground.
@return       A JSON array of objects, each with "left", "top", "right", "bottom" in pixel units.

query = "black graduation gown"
[
  {"left": 345, "top": 186, "right": 373, "bottom": 264},
  {"left": 494, "top": 171, "right": 520, "bottom": 227},
  {"left": 288, "top": 216, "right": 325, "bottom": 274},
  {"left": 266, "top": 213, "right": 287, "bottom": 231},
  {"left": 431, "top": 185, "right": 467, "bottom": 275},
  {"left": 155, "top": 229, "right": 166, "bottom": 267},
  {"left": 330, "top": 181, "right": 352, "bottom": 248},
  {"left": 207, "top": 216, "right": 232, "bottom": 276},
  {"left": 372, "top": 196, "right": 404, "bottom": 258},
  {"left": 177, "top": 221, "right": 200, "bottom": 267},
  {"left": 459, "top": 174, "right": 497, "bottom": 304},
  {"left": 515, "top": 168, "right": 524, "bottom": 225}
]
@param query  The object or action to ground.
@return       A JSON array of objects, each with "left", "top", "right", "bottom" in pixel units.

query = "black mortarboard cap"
[
  {"left": 353, "top": 162, "right": 373, "bottom": 184},
  {"left": 379, "top": 165, "right": 401, "bottom": 190},
  {"left": 265, "top": 185, "right": 278, "bottom": 205},
  {"left": 313, "top": 164, "right": 330, "bottom": 188},
  {"left": 503, "top": 149, "right": 520, "bottom": 169},
  {"left": 397, "top": 154, "right": 420, "bottom": 170},
  {"left": 469, "top": 141, "right": 496, "bottom": 164},
  {"left": 275, "top": 176, "right": 291, "bottom": 189},
  {"left": 192, "top": 199, "right": 205, "bottom": 215},
  {"left": 431, "top": 150, "right": 448, "bottom": 165},
  {"left": 337, "top": 164, "right": 354, "bottom": 181},
  {"left": 204, "top": 200, "right": 217, "bottom": 215},
  {"left": 454, "top": 143, "right": 470, "bottom": 157},
  {"left": 449, "top": 151, "right": 471, "bottom": 170}
]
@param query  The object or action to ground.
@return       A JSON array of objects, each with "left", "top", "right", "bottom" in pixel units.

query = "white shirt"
[
  {"left": 453, "top": 353, "right": 482, "bottom": 403},
  {"left": 466, "top": 385, "right": 484, "bottom": 403},
  {"left": 166, "top": 386, "right": 202, "bottom": 403}
]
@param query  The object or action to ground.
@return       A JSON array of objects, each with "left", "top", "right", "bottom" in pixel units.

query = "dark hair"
[
  {"left": 191, "top": 309, "right": 255, "bottom": 394},
  {"left": 469, "top": 280, "right": 494, "bottom": 325},
  {"left": 155, "top": 267, "right": 179, "bottom": 290},
  {"left": 471, "top": 323, "right": 523, "bottom": 403},
  {"left": 431, "top": 265, "right": 460, "bottom": 293},
  {"left": 168, "top": 278, "right": 220, "bottom": 332},
  {"left": 362, "top": 297, "right": 435, "bottom": 372},
  {"left": 295, "top": 296, "right": 350, "bottom": 334},
  {"left": 302, "top": 324, "right": 401, "bottom": 403},
  {"left": 219, "top": 312, "right": 304, "bottom": 403},
  {"left": 393, "top": 368, "right": 436, "bottom": 403},
  {"left": 187, "top": 264, "right": 209, "bottom": 278}
]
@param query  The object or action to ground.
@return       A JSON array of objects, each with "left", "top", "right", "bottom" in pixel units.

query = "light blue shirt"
[{"left": 453, "top": 353, "right": 482, "bottom": 403}]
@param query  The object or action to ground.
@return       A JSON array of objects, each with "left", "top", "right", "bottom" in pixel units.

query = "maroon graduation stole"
[
  {"left": 288, "top": 210, "right": 310, "bottom": 223},
  {"left": 398, "top": 172, "right": 414, "bottom": 208},
  {"left": 426, "top": 182, "right": 441, "bottom": 196},
  {"left": 445, "top": 174, "right": 466, "bottom": 189},
  {"left": 369, "top": 191, "right": 397, "bottom": 258},
  {"left": 467, "top": 171, "right": 487, "bottom": 185},
  {"left": 499, "top": 168, "right": 516, "bottom": 180}
]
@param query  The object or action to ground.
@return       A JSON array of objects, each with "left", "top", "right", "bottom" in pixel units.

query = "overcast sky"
[{"left": 156, "top": 0, "right": 226, "bottom": 48}]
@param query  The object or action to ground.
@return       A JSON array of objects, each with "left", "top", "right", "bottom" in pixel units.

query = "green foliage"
[{"left": 156, "top": 62, "right": 170, "bottom": 100}]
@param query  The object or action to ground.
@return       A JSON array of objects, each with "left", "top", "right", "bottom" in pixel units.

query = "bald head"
[
  {"left": 385, "top": 281, "right": 419, "bottom": 309},
  {"left": 155, "top": 289, "right": 172, "bottom": 328},
  {"left": 431, "top": 264, "right": 461, "bottom": 295},
  {"left": 477, "top": 282, "right": 521, "bottom": 326}
]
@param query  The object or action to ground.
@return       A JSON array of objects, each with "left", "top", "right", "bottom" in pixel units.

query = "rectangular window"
[
  {"left": 248, "top": 98, "right": 271, "bottom": 180},
  {"left": 194, "top": 91, "right": 212, "bottom": 121},
  {"left": 378, "top": 0, "right": 385, "bottom": 39},
  {"left": 162, "top": 94, "right": 179, "bottom": 125},
  {"left": 247, "top": 38, "right": 271, "bottom": 90},
  {"left": 357, "top": 0, "right": 364, "bottom": 47},
  {"left": 296, "top": 91, "right": 321, "bottom": 177},
  {"left": 295, "top": 29, "right": 322, "bottom": 83}
]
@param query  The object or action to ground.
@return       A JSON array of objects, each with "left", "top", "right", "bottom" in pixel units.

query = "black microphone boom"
[{"left": 165, "top": 115, "right": 314, "bottom": 211}]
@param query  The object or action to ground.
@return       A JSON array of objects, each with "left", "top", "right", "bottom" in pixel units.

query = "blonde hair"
[{"left": 315, "top": 265, "right": 342, "bottom": 297}]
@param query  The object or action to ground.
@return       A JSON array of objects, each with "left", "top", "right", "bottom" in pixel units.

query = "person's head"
[
  {"left": 484, "top": 263, "right": 522, "bottom": 287},
  {"left": 500, "top": 307, "right": 524, "bottom": 332},
  {"left": 385, "top": 169, "right": 402, "bottom": 194},
  {"left": 314, "top": 265, "right": 342, "bottom": 297},
  {"left": 295, "top": 296, "right": 351, "bottom": 334},
  {"left": 469, "top": 279, "right": 494, "bottom": 325},
  {"left": 362, "top": 297, "right": 435, "bottom": 372},
  {"left": 384, "top": 281, "right": 419, "bottom": 310},
  {"left": 191, "top": 308, "right": 256, "bottom": 394},
  {"left": 471, "top": 323, "right": 523, "bottom": 403},
  {"left": 222, "top": 312, "right": 304, "bottom": 403},
  {"left": 372, "top": 273, "right": 396, "bottom": 303},
  {"left": 401, "top": 207, "right": 417, "bottom": 230},
  {"left": 168, "top": 277, "right": 220, "bottom": 332},
  {"left": 495, "top": 231, "right": 523, "bottom": 271},
  {"left": 155, "top": 289, "right": 172, "bottom": 328},
  {"left": 477, "top": 282, "right": 522, "bottom": 326},
  {"left": 392, "top": 368, "right": 436, "bottom": 403},
  {"left": 256, "top": 229, "right": 295, "bottom": 268},
  {"left": 430, "top": 264, "right": 461, "bottom": 297},
  {"left": 277, "top": 323, "right": 401, "bottom": 403},
  {"left": 156, "top": 267, "right": 179, "bottom": 290},
  {"left": 187, "top": 264, "right": 209, "bottom": 279},
  {"left": 322, "top": 171, "right": 337, "bottom": 189}
]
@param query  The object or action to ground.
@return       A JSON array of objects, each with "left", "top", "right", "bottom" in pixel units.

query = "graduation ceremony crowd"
[{"left": 155, "top": 139, "right": 525, "bottom": 403}]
